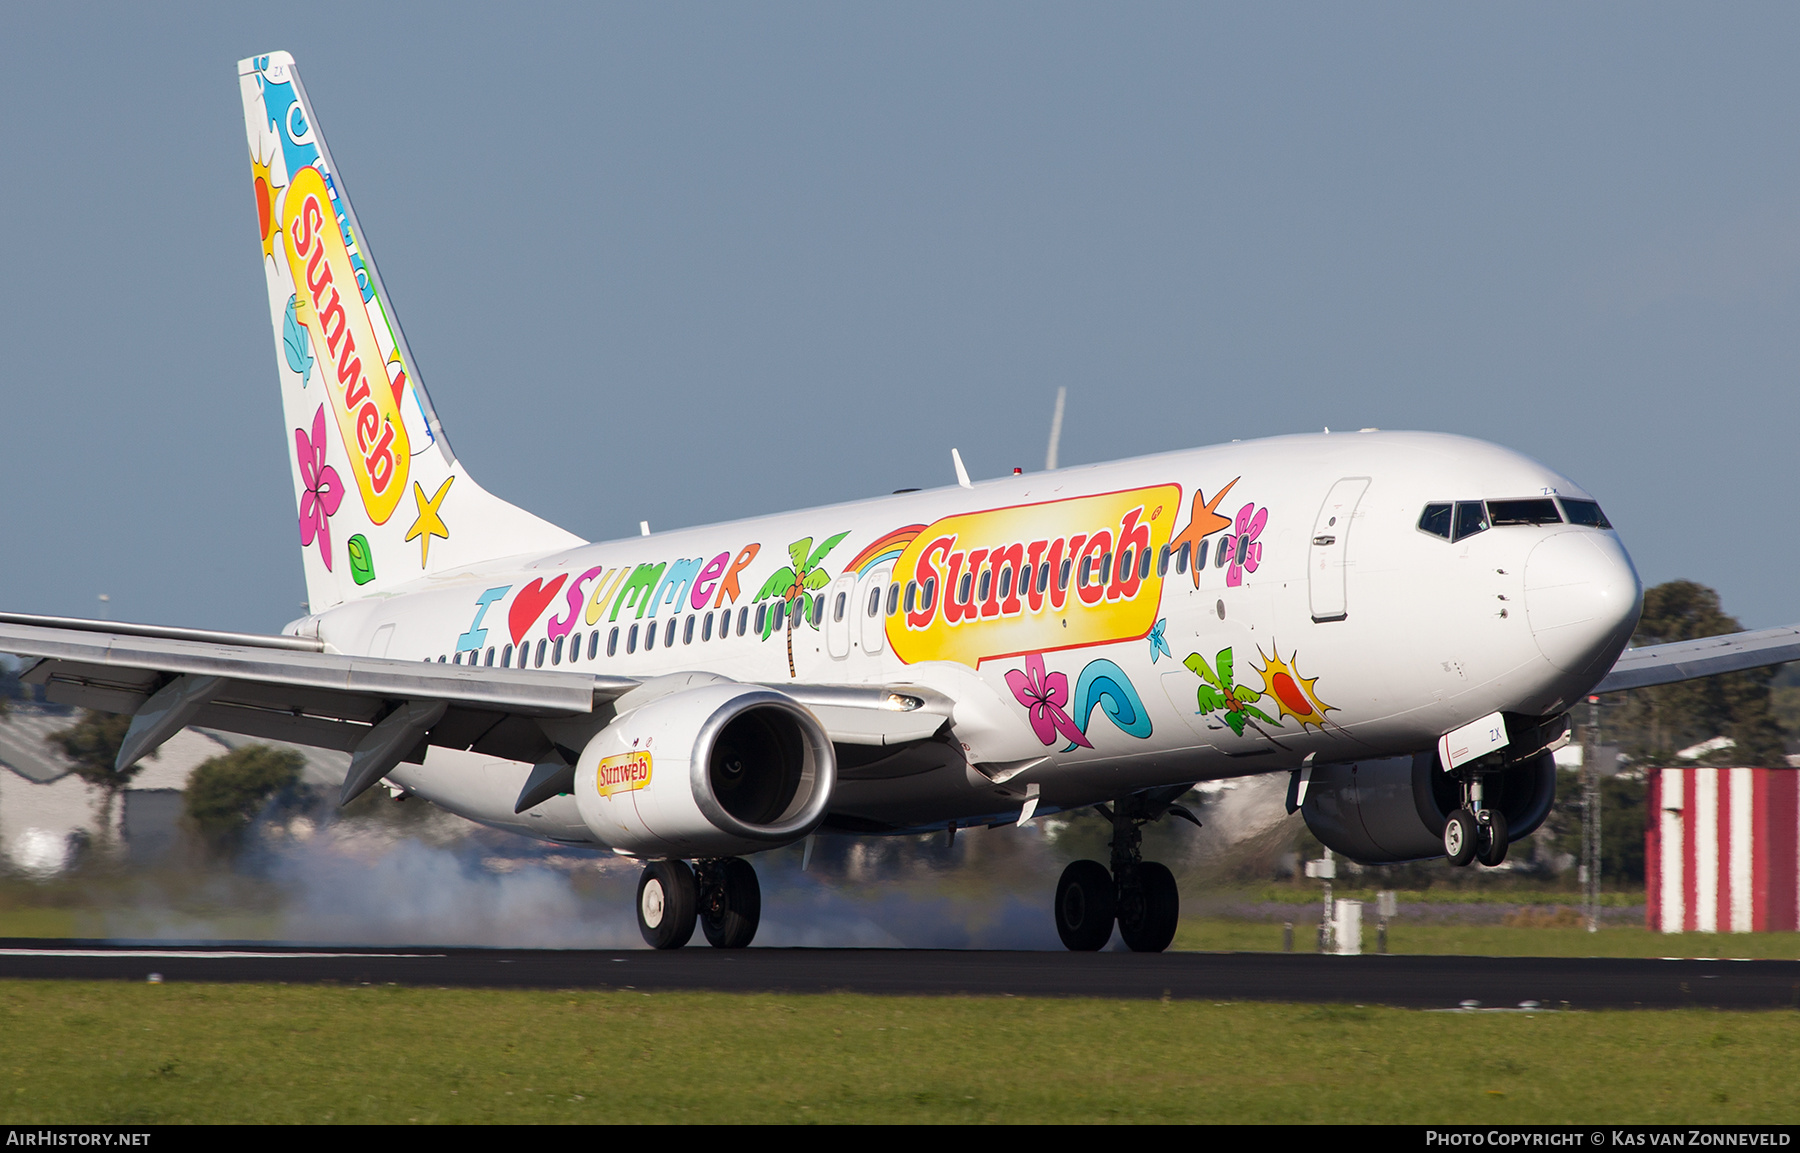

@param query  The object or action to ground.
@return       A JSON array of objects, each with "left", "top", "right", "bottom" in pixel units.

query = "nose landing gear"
[
  {"left": 1442, "top": 768, "right": 1511, "bottom": 869},
  {"left": 1054, "top": 787, "right": 1198, "bottom": 953},
  {"left": 636, "top": 856, "right": 764, "bottom": 949}
]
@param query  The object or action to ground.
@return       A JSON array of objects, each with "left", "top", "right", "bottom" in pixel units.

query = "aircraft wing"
[
  {"left": 1592, "top": 623, "right": 1800, "bottom": 694},
  {"left": 0, "top": 613, "right": 632, "bottom": 767},
  {"left": 0, "top": 613, "right": 952, "bottom": 796}
]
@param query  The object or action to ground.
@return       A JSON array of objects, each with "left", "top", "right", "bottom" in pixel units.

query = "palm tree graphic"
[{"left": 754, "top": 532, "right": 849, "bottom": 678}]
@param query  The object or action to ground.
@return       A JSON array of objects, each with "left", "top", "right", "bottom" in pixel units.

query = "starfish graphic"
[
  {"left": 405, "top": 475, "right": 454, "bottom": 567},
  {"left": 1167, "top": 477, "right": 1238, "bottom": 588}
]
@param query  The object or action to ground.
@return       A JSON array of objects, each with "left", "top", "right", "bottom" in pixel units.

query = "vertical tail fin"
[{"left": 239, "top": 52, "right": 581, "bottom": 612}]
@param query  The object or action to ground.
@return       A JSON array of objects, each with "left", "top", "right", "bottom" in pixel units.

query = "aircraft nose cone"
[{"left": 1524, "top": 530, "right": 1642, "bottom": 677}]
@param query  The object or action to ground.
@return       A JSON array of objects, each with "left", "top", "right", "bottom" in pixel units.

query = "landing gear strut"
[
  {"left": 1053, "top": 788, "right": 1196, "bottom": 953},
  {"left": 636, "top": 857, "right": 764, "bottom": 949},
  {"left": 1443, "top": 767, "right": 1510, "bottom": 868}
]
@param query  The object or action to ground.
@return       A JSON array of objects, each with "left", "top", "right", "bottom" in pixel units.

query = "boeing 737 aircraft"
[{"left": 5, "top": 52, "right": 1799, "bottom": 952}]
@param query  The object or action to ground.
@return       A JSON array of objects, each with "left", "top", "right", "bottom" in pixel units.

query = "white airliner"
[{"left": 5, "top": 52, "right": 1797, "bottom": 952}]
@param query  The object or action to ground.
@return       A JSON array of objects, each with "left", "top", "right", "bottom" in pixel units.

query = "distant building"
[
  {"left": 1553, "top": 743, "right": 1623, "bottom": 775},
  {"left": 0, "top": 704, "right": 348, "bottom": 875}
]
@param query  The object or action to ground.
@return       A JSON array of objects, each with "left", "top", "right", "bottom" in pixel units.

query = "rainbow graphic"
[{"left": 847, "top": 524, "right": 925, "bottom": 577}]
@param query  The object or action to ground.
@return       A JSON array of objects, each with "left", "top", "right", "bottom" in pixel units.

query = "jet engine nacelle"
[
  {"left": 573, "top": 683, "right": 836, "bottom": 859},
  {"left": 1298, "top": 748, "right": 1557, "bottom": 864}
]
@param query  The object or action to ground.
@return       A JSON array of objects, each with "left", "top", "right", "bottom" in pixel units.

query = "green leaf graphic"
[{"left": 347, "top": 535, "right": 375, "bottom": 585}]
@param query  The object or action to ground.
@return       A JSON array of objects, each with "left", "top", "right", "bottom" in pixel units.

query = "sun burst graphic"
[{"left": 1252, "top": 646, "right": 1332, "bottom": 730}]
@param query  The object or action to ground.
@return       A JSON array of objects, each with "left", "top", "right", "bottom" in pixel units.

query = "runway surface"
[{"left": 2, "top": 939, "right": 1798, "bottom": 1009}]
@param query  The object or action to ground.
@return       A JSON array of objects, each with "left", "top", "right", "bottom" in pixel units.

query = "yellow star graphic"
[{"left": 405, "top": 475, "right": 454, "bottom": 567}]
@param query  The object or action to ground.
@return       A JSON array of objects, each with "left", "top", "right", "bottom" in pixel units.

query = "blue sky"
[{"left": 4, "top": 3, "right": 1798, "bottom": 632}]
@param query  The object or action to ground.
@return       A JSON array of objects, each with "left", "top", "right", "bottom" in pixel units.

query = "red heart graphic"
[{"left": 508, "top": 574, "right": 568, "bottom": 646}]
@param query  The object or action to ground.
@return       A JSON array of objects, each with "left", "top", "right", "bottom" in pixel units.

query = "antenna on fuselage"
[
  {"left": 951, "top": 448, "right": 973, "bottom": 489},
  {"left": 1045, "top": 386, "right": 1067, "bottom": 470}
]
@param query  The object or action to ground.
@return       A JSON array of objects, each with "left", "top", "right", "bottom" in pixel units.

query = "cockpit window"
[
  {"left": 1560, "top": 498, "right": 1613, "bottom": 529},
  {"left": 1453, "top": 501, "right": 1489, "bottom": 541},
  {"left": 1418, "top": 503, "right": 1452, "bottom": 539},
  {"left": 1487, "top": 499, "right": 1562, "bottom": 527}
]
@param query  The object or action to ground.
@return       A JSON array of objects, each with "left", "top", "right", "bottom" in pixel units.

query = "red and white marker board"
[{"left": 1647, "top": 766, "right": 1800, "bottom": 933}]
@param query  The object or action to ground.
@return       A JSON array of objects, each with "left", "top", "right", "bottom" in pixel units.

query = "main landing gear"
[
  {"left": 1443, "top": 768, "right": 1510, "bottom": 869},
  {"left": 636, "top": 856, "right": 763, "bottom": 949},
  {"left": 1055, "top": 788, "right": 1198, "bottom": 953}
]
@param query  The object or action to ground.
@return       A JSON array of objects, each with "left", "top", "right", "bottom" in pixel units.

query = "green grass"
[
  {"left": 0, "top": 981, "right": 1796, "bottom": 1123},
  {"left": 1249, "top": 884, "right": 1645, "bottom": 907},
  {"left": 1172, "top": 917, "right": 1800, "bottom": 958},
  {"left": 0, "top": 908, "right": 82, "bottom": 939}
]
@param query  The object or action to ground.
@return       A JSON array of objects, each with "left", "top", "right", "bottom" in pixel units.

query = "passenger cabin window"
[
  {"left": 1453, "top": 501, "right": 1489, "bottom": 542},
  {"left": 485, "top": 648, "right": 495, "bottom": 667},
  {"left": 502, "top": 644, "right": 514, "bottom": 667},
  {"left": 1157, "top": 545, "right": 1170, "bottom": 577},
  {"left": 1560, "top": 498, "right": 1613, "bottom": 529},
  {"left": 645, "top": 621, "right": 656, "bottom": 650},
  {"left": 886, "top": 583, "right": 900, "bottom": 616},
  {"left": 737, "top": 606, "right": 749, "bottom": 636},
  {"left": 810, "top": 595, "right": 824, "bottom": 627},
  {"left": 755, "top": 603, "right": 768, "bottom": 636},
  {"left": 1487, "top": 499, "right": 1562, "bottom": 527},
  {"left": 1418, "top": 503, "right": 1453, "bottom": 540},
  {"left": 535, "top": 639, "right": 547, "bottom": 667},
  {"left": 589, "top": 631, "right": 600, "bottom": 660},
  {"left": 552, "top": 637, "right": 563, "bottom": 665},
  {"left": 665, "top": 618, "right": 678, "bottom": 647},
  {"left": 1139, "top": 548, "right": 1154, "bottom": 581},
  {"left": 684, "top": 615, "right": 695, "bottom": 644},
  {"left": 627, "top": 624, "right": 638, "bottom": 653},
  {"left": 607, "top": 627, "right": 619, "bottom": 657},
  {"left": 702, "top": 613, "right": 714, "bottom": 642},
  {"left": 1194, "top": 539, "right": 1208, "bottom": 570}
]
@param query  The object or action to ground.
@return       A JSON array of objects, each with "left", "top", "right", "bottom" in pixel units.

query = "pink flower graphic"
[
  {"left": 1004, "top": 653, "right": 1092, "bottom": 749},
  {"left": 1224, "top": 502, "right": 1267, "bottom": 588},
  {"left": 296, "top": 405, "right": 344, "bottom": 571}
]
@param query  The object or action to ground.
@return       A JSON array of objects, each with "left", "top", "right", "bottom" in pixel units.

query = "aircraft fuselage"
[{"left": 298, "top": 429, "right": 1639, "bottom": 844}]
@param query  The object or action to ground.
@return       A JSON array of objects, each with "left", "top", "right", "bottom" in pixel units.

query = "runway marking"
[{"left": 0, "top": 949, "right": 446, "bottom": 960}]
